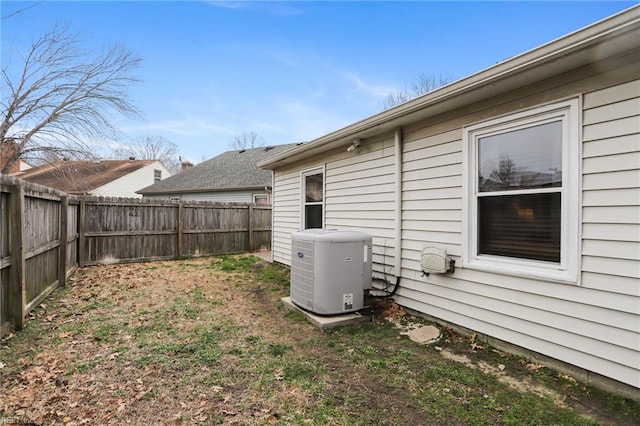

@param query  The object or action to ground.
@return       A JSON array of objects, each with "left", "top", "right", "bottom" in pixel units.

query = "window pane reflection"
[
  {"left": 478, "top": 121, "right": 562, "bottom": 192},
  {"left": 305, "top": 173, "right": 323, "bottom": 202}
]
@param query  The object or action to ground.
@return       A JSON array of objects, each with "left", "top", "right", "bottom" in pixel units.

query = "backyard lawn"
[{"left": 1, "top": 255, "right": 638, "bottom": 425}]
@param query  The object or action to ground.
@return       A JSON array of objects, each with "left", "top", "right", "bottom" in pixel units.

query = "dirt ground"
[{"left": 1, "top": 255, "right": 638, "bottom": 425}]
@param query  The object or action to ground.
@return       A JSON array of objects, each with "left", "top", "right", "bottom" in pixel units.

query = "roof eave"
[
  {"left": 137, "top": 184, "right": 271, "bottom": 195},
  {"left": 258, "top": 6, "right": 639, "bottom": 170}
]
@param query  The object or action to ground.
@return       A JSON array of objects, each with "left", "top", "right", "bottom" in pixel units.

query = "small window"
[
  {"left": 302, "top": 167, "right": 324, "bottom": 229},
  {"left": 253, "top": 193, "right": 269, "bottom": 206},
  {"left": 463, "top": 99, "right": 580, "bottom": 282},
  {"left": 154, "top": 169, "right": 162, "bottom": 183}
]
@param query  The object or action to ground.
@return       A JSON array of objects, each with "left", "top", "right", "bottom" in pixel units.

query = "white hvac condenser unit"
[{"left": 290, "top": 229, "right": 372, "bottom": 315}]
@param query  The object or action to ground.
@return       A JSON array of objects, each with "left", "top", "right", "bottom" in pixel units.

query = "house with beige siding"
[{"left": 259, "top": 7, "right": 640, "bottom": 397}]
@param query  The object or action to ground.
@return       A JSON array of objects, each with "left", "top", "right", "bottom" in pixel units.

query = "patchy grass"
[{"left": 1, "top": 255, "right": 638, "bottom": 425}]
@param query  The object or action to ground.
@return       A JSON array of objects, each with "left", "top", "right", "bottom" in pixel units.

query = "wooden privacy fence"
[
  {"left": 1, "top": 175, "right": 78, "bottom": 338},
  {"left": 79, "top": 197, "right": 271, "bottom": 265},
  {"left": 0, "top": 174, "right": 272, "bottom": 337}
]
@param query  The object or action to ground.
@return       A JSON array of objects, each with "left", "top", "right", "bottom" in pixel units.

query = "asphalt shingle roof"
[
  {"left": 14, "top": 159, "right": 157, "bottom": 194},
  {"left": 137, "top": 143, "right": 300, "bottom": 194}
]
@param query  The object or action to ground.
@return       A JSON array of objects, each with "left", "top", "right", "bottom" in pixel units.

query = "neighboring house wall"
[
  {"left": 93, "top": 162, "right": 171, "bottom": 198},
  {"left": 270, "top": 60, "right": 639, "bottom": 390},
  {"left": 143, "top": 189, "right": 270, "bottom": 204},
  {"left": 18, "top": 160, "right": 32, "bottom": 172}
]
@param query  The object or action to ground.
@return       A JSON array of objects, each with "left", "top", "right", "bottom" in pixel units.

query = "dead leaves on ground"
[{"left": 0, "top": 259, "right": 293, "bottom": 425}]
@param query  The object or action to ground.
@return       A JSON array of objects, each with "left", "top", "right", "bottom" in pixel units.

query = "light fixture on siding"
[{"left": 347, "top": 138, "right": 361, "bottom": 152}]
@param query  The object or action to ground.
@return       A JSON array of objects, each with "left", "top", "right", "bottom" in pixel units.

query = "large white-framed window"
[
  {"left": 462, "top": 98, "right": 580, "bottom": 283},
  {"left": 301, "top": 166, "right": 325, "bottom": 229}
]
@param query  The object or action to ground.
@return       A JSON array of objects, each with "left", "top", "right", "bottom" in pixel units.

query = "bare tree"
[
  {"left": 383, "top": 73, "right": 451, "bottom": 110},
  {"left": 0, "top": 24, "right": 141, "bottom": 173},
  {"left": 490, "top": 155, "right": 518, "bottom": 187},
  {"left": 111, "top": 135, "right": 182, "bottom": 174},
  {"left": 229, "top": 131, "right": 265, "bottom": 150}
]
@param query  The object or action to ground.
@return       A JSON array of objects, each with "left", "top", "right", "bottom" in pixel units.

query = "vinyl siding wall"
[
  {"left": 581, "top": 79, "right": 640, "bottom": 296},
  {"left": 272, "top": 136, "right": 398, "bottom": 276},
  {"left": 272, "top": 170, "right": 302, "bottom": 263},
  {"left": 397, "top": 76, "right": 639, "bottom": 389},
  {"left": 326, "top": 136, "right": 397, "bottom": 277},
  {"left": 143, "top": 190, "right": 264, "bottom": 203},
  {"left": 270, "top": 57, "right": 640, "bottom": 387},
  {"left": 94, "top": 162, "right": 171, "bottom": 198}
]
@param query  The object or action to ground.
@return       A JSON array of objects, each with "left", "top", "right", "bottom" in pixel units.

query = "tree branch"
[{"left": 1, "top": 25, "right": 141, "bottom": 173}]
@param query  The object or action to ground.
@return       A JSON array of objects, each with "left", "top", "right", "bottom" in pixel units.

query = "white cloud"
[
  {"left": 330, "top": 67, "right": 394, "bottom": 100},
  {"left": 275, "top": 99, "right": 351, "bottom": 142},
  {"left": 207, "top": 1, "right": 304, "bottom": 16},
  {"left": 121, "top": 118, "right": 236, "bottom": 138}
]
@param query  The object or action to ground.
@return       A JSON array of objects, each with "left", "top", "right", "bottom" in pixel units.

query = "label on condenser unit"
[{"left": 343, "top": 293, "right": 353, "bottom": 311}]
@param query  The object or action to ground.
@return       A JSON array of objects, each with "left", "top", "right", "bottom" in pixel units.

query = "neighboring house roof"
[
  {"left": 0, "top": 141, "right": 29, "bottom": 174},
  {"left": 137, "top": 144, "right": 301, "bottom": 195},
  {"left": 14, "top": 159, "right": 159, "bottom": 195},
  {"left": 258, "top": 6, "right": 639, "bottom": 169}
]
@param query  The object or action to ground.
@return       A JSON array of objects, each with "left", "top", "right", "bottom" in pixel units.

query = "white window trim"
[
  {"left": 462, "top": 98, "right": 581, "bottom": 284},
  {"left": 253, "top": 193, "right": 269, "bottom": 204},
  {"left": 300, "top": 165, "right": 325, "bottom": 229}
]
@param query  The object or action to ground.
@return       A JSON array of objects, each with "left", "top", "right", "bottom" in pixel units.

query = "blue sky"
[{"left": 2, "top": 1, "right": 636, "bottom": 164}]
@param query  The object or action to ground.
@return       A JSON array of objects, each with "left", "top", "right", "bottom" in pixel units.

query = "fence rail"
[{"left": 0, "top": 175, "right": 272, "bottom": 337}]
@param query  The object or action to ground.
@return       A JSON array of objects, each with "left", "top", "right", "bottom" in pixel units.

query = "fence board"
[
  {"left": 23, "top": 195, "right": 61, "bottom": 308},
  {"left": 66, "top": 201, "right": 79, "bottom": 273},
  {"left": 1, "top": 190, "right": 10, "bottom": 336},
  {"left": 9, "top": 184, "right": 26, "bottom": 331},
  {"left": 59, "top": 196, "right": 68, "bottom": 287}
]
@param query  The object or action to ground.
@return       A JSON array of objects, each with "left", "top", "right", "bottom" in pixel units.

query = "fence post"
[
  {"left": 58, "top": 196, "right": 68, "bottom": 286},
  {"left": 248, "top": 204, "right": 254, "bottom": 252},
  {"left": 78, "top": 198, "right": 86, "bottom": 267},
  {"left": 177, "top": 202, "right": 184, "bottom": 259},
  {"left": 9, "top": 184, "right": 25, "bottom": 331}
]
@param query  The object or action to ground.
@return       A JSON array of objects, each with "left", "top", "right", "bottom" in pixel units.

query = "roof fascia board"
[{"left": 137, "top": 185, "right": 270, "bottom": 195}]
